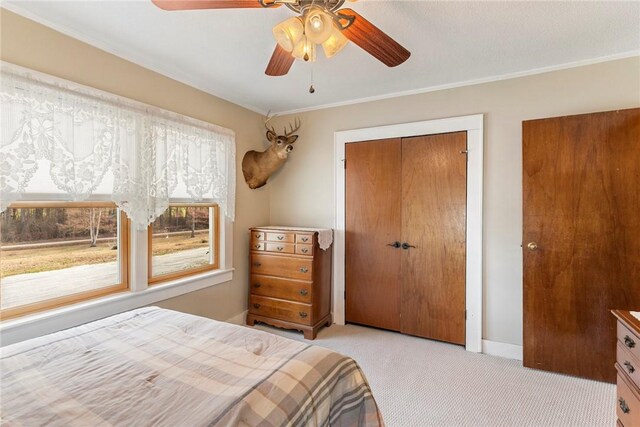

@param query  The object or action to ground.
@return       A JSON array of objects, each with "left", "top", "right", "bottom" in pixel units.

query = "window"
[
  {"left": 0, "top": 64, "right": 235, "bottom": 331},
  {"left": 0, "top": 202, "right": 129, "bottom": 319},
  {"left": 148, "top": 204, "right": 219, "bottom": 284}
]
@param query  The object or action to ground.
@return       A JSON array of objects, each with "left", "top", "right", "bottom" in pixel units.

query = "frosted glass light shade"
[
  {"left": 273, "top": 17, "right": 304, "bottom": 52},
  {"left": 322, "top": 25, "right": 349, "bottom": 58},
  {"left": 304, "top": 8, "right": 333, "bottom": 44},
  {"left": 292, "top": 36, "right": 316, "bottom": 62}
]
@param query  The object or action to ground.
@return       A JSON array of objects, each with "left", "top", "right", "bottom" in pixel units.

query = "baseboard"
[
  {"left": 482, "top": 339, "right": 523, "bottom": 361},
  {"left": 225, "top": 310, "right": 248, "bottom": 326}
]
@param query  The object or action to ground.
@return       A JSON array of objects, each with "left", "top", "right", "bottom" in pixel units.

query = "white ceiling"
[{"left": 4, "top": 1, "right": 640, "bottom": 114}]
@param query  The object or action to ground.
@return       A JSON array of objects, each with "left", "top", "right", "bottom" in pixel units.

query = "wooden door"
[
  {"left": 345, "top": 139, "right": 402, "bottom": 330},
  {"left": 400, "top": 132, "right": 468, "bottom": 344},
  {"left": 523, "top": 109, "right": 640, "bottom": 383}
]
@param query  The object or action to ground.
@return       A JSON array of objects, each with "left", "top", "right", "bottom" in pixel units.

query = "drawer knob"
[
  {"left": 254, "top": 244, "right": 261, "bottom": 249},
  {"left": 299, "top": 312, "right": 308, "bottom": 319},
  {"left": 253, "top": 283, "right": 261, "bottom": 288},
  {"left": 301, "top": 248, "right": 309, "bottom": 254},
  {"left": 277, "top": 236, "right": 284, "bottom": 240},
  {"left": 253, "top": 303, "right": 261, "bottom": 309},
  {"left": 253, "top": 262, "right": 262, "bottom": 268},
  {"left": 300, "top": 267, "right": 308, "bottom": 273},
  {"left": 624, "top": 361, "right": 636, "bottom": 374},
  {"left": 277, "top": 246, "right": 284, "bottom": 251},
  {"left": 619, "top": 397, "right": 630, "bottom": 414},
  {"left": 302, "top": 237, "right": 309, "bottom": 242},
  {"left": 299, "top": 289, "right": 308, "bottom": 296},
  {"left": 624, "top": 335, "right": 636, "bottom": 349},
  {"left": 255, "top": 233, "right": 262, "bottom": 239}
]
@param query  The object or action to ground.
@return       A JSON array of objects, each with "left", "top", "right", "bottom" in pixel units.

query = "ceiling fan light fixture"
[
  {"left": 304, "top": 7, "right": 333, "bottom": 44},
  {"left": 322, "top": 24, "right": 349, "bottom": 58},
  {"left": 272, "top": 16, "right": 304, "bottom": 52},
  {"left": 292, "top": 36, "right": 316, "bottom": 62}
]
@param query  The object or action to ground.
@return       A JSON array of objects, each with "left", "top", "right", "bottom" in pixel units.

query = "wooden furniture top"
[{"left": 613, "top": 310, "right": 640, "bottom": 335}]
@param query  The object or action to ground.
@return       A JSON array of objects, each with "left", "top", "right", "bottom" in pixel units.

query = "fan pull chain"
[{"left": 309, "top": 65, "right": 315, "bottom": 94}]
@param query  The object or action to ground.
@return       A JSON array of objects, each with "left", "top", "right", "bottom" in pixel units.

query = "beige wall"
[
  {"left": 3, "top": 7, "right": 640, "bottom": 346},
  {"left": 0, "top": 9, "right": 270, "bottom": 322},
  {"left": 268, "top": 56, "right": 640, "bottom": 346}
]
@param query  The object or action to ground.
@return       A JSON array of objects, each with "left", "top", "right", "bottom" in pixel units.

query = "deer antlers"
[
  {"left": 264, "top": 113, "right": 277, "bottom": 135},
  {"left": 264, "top": 112, "right": 301, "bottom": 138},
  {"left": 284, "top": 117, "right": 301, "bottom": 137}
]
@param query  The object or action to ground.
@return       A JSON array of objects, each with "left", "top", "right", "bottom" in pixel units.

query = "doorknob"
[
  {"left": 527, "top": 242, "right": 538, "bottom": 251},
  {"left": 401, "top": 243, "right": 416, "bottom": 250},
  {"left": 387, "top": 241, "right": 401, "bottom": 249}
]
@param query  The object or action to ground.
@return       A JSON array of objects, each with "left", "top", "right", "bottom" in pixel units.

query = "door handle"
[
  {"left": 401, "top": 242, "right": 416, "bottom": 250},
  {"left": 527, "top": 242, "right": 538, "bottom": 251},
  {"left": 387, "top": 241, "right": 401, "bottom": 249}
]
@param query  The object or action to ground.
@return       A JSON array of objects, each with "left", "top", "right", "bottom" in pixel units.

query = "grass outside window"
[
  {"left": 148, "top": 204, "right": 219, "bottom": 285},
  {"left": 0, "top": 202, "right": 129, "bottom": 320}
]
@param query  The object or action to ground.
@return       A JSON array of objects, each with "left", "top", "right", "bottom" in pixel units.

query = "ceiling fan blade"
[
  {"left": 337, "top": 8, "right": 410, "bottom": 67},
  {"left": 151, "top": 0, "right": 278, "bottom": 10},
  {"left": 265, "top": 45, "right": 295, "bottom": 76}
]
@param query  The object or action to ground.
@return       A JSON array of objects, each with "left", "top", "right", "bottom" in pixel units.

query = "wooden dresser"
[
  {"left": 613, "top": 310, "right": 640, "bottom": 427},
  {"left": 246, "top": 227, "right": 332, "bottom": 339}
]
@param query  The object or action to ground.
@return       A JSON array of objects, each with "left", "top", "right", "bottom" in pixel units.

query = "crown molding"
[
  {"left": 3, "top": 4, "right": 638, "bottom": 117},
  {"left": 0, "top": 3, "right": 269, "bottom": 115},
  {"left": 274, "top": 50, "right": 640, "bottom": 115}
]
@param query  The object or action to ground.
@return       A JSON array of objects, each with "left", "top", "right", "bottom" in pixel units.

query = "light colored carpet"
[{"left": 253, "top": 323, "right": 615, "bottom": 427}]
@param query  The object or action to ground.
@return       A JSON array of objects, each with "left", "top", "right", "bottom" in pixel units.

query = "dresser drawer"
[
  {"left": 250, "top": 295, "right": 313, "bottom": 325},
  {"left": 296, "top": 244, "right": 313, "bottom": 256},
  {"left": 250, "top": 274, "right": 312, "bottom": 303},
  {"left": 250, "top": 253, "right": 313, "bottom": 280},
  {"left": 251, "top": 241, "right": 265, "bottom": 251},
  {"left": 296, "top": 233, "right": 314, "bottom": 244},
  {"left": 265, "top": 242, "right": 295, "bottom": 254},
  {"left": 619, "top": 321, "right": 640, "bottom": 363},
  {"left": 252, "top": 231, "right": 265, "bottom": 240},
  {"left": 617, "top": 372, "right": 640, "bottom": 426},
  {"left": 618, "top": 341, "right": 640, "bottom": 389},
  {"left": 266, "top": 232, "right": 294, "bottom": 243}
]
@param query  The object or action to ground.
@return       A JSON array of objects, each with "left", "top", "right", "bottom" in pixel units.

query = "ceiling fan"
[{"left": 151, "top": 0, "right": 411, "bottom": 76}]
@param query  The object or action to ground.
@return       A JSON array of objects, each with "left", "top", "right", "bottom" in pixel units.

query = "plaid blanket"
[{"left": 0, "top": 307, "right": 382, "bottom": 427}]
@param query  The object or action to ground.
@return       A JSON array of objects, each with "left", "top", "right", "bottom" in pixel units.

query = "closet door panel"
[
  {"left": 345, "top": 139, "right": 402, "bottom": 330},
  {"left": 400, "top": 132, "right": 467, "bottom": 344}
]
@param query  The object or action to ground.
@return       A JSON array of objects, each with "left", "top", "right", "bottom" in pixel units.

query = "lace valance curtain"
[{"left": 0, "top": 63, "right": 235, "bottom": 228}]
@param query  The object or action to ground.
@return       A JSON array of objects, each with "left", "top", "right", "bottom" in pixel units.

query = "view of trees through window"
[
  {"left": 150, "top": 206, "right": 213, "bottom": 279},
  {"left": 0, "top": 205, "right": 122, "bottom": 311}
]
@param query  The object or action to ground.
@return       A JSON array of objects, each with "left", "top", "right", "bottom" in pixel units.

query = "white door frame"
[{"left": 333, "top": 114, "right": 484, "bottom": 353}]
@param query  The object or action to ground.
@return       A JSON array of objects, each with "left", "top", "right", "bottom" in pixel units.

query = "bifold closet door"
[
  {"left": 400, "top": 133, "right": 467, "bottom": 344},
  {"left": 523, "top": 109, "right": 640, "bottom": 383},
  {"left": 345, "top": 138, "right": 402, "bottom": 331}
]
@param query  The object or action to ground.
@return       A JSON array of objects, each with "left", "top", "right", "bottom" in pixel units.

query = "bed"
[{"left": 0, "top": 307, "right": 382, "bottom": 426}]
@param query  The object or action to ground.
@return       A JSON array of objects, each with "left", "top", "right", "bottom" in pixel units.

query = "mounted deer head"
[{"left": 242, "top": 115, "right": 301, "bottom": 189}]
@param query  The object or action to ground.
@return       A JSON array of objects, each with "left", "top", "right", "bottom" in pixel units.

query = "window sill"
[{"left": 0, "top": 268, "right": 234, "bottom": 347}]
